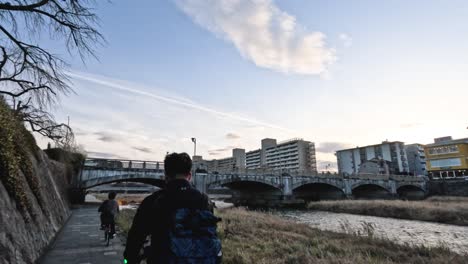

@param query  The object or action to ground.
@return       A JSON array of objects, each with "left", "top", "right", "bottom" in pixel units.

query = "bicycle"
[{"left": 103, "top": 223, "right": 112, "bottom": 246}]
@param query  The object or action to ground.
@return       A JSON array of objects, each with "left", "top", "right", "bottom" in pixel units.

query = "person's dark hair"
[
  {"left": 164, "top": 152, "right": 192, "bottom": 179},
  {"left": 108, "top": 191, "right": 117, "bottom": 200}
]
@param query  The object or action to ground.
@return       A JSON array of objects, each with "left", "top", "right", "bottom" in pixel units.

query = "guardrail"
[
  {"left": 84, "top": 158, "right": 164, "bottom": 170},
  {"left": 83, "top": 158, "right": 426, "bottom": 182}
]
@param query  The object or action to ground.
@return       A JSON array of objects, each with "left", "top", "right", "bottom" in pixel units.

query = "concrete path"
[{"left": 39, "top": 205, "right": 125, "bottom": 264}]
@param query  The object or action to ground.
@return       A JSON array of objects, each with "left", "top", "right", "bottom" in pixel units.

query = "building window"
[
  {"left": 428, "top": 145, "right": 459, "bottom": 155},
  {"left": 430, "top": 158, "right": 462, "bottom": 168}
]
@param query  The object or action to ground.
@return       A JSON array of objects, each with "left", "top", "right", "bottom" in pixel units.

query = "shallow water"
[
  {"left": 278, "top": 210, "right": 468, "bottom": 254},
  {"left": 89, "top": 194, "right": 468, "bottom": 254}
]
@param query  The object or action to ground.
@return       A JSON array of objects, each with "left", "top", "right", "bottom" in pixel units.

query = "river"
[
  {"left": 278, "top": 210, "right": 468, "bottom": 254},
  {"left": 88, "top": 195, "right": 468, "bottom": 255},
  {"left": 213, "top": 198, "right": 468, "bottom": 254}
]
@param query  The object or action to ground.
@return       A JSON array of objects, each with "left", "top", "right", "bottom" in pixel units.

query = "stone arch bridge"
[{"left": 73, "top": 158, "right": 427, "bottom": 205}]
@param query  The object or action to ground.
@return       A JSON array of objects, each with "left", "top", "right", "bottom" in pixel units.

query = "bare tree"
[
  {"left": 0, "top": 0, "right": 104, "bottom": 145},
  {"left": 15, "top": 99, "right": 75, "bottom": 148}
]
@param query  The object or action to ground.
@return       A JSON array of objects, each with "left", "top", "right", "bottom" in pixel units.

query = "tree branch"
[{"left": 0, "top": 0, "right": 50, "bottom": 11}]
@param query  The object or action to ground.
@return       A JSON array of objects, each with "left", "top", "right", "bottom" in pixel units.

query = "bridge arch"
[
  {"left": 293, "top": 183, "right": 345, "bottom": 201},
  {"left": 209, "top": 178, "right": 283, "bottom": 206},
  {"left": 352, "top": 184, "right": 392, "bottom": 199},
  {"left": 221, "top": 180, "right": 282, "bottom": 192},
  {"left": 397, "top": 185, "right": 426, "bottom": 200},
  {"left": 207, "top": 176, "right": 282, "bottom": 191},
  {"left": 83, "top": 177, "right": 166, "bottom": 190}
]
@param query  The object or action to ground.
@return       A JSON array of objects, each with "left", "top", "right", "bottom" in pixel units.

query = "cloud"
[
  {"left": 208, "top": 145, "right": 238, "bottom": 156},
  {"left": 208, "top": 151, "right": 224, "bottom": 157},
  {"left": 400, "top": 122, "right": 423, "bottom": 128},
  {"left": 225, "top": 133, "right": 241, "bottom": 139},
  {"left": 69, "top": 71, "right": 293, "bottom": 133},
  {"left": 339, "top": 33, "right": 352, "bottom": 47},
  {"left": 175, "top": 0, "right": 336, "bottom": 75},
  {"left": 94, "top": 131, "right": 122, "bottom": 142},
  {"left": 316, "top": 142, "right": 352, "bottom": 153},
  {"left": 86, "top": 151, "right": 126, "bottom": 159},
  {"left": 132, "top": 146, "right": 153, "bottom": 153}
]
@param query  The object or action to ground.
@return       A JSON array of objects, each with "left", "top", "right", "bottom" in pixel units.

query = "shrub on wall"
[{"left": 0, "top": 98, "right": 43, "bottom": 215}]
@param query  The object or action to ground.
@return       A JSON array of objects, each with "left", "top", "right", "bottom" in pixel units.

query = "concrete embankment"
[
  {"left": 0, "top": 150, "right": 72, "bottom": 264},
  {"left": 0, "top": 100, "right": 75, "bottom": 263}
]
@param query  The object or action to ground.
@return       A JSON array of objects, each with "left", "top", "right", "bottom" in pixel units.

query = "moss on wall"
[{"left": 0, "top": 98, "right": 43, "bottom": 214}]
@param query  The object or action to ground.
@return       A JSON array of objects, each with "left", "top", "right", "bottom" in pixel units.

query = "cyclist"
[{"left": 98, "top": 191, "right": 119, "bottom": 238}]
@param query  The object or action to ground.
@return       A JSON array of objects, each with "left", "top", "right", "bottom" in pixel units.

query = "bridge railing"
[{"left": 83, "top": 158, "right": 164, "bottom": 171}]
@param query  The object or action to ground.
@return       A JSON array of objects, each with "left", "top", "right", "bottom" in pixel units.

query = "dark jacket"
[
  {"left": 98, "top": 199, "right": 119, "bottom": 221},
  {"left": 123, "top": 179, "right": 212, "bottom": 264}
]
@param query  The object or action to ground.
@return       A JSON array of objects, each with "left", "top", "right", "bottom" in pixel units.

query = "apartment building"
[
  {"left": 197, "top": 138, "right": 317, "bottom": 174},
  {"left": 405, "top": 143, "right": 427, "bottom": 176},
  {"left": 424, "top": 136, "right": 468, "bottom": 178},
  {"left": 336, "top": 141, "right": 409, "bottom": 175},
  {"left": 246, "top": 138, "right": 317, "bottom": 173},
  {"left": 193, "top": 148, "right": 246, "bottom": 173}
]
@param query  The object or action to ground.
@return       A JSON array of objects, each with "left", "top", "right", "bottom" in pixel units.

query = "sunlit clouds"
[{"left": 175, "top": 0, "right": 336, "bottom": 75}]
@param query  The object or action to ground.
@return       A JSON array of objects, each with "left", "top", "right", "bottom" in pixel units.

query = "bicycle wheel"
[{"left": 104, "top": 226, "right": 110, "bottom": 246}]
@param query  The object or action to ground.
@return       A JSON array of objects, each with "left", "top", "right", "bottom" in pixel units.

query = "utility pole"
[{"left": 65, "top": 116, "right": 70, "bottom": 143}]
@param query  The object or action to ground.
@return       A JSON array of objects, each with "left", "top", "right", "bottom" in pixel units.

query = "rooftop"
[
  {"left": 426, "top": 137, "right": 468, "bottom": 147},
  {"left": 336, "top": 141, "right": 405, "bottom": 153}
]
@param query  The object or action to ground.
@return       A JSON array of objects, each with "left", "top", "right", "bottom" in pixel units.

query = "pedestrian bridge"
[{"left": 75, "top": 158, "right": 428, "bottom": 205}]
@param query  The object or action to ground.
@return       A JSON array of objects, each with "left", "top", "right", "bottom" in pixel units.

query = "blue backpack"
[{"left": 166, "top": 208, "right": 222, "bottom": 264}]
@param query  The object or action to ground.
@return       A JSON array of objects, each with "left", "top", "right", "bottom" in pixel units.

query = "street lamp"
[
  {"left": 191, "top": 137, "right": 197, "bottom": 157},
  {"left": 191, "top": 138, "right": 197, "bottom": 182}
]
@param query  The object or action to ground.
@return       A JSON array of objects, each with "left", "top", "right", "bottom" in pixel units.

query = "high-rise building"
[
  {"left": 336, "top": 141, "right": 409, "bottom": 175},
  {"left": 201, "top": 148, "right": 246, "bottom": 173},
  {"left": 424, "top": 136, "right": 468, "bottom": 178},
  {"left": 246, "top": 138, "right": 317, "bottom": 173},
  {"left": 197, "top": 138, "right": 317, "bottom": 174},
  {"left": 405, "top": 144, "right": 427, "bottom": 176}
]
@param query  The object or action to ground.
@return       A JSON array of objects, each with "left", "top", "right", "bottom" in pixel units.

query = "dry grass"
[
  {"left": 115, "top": 209, "right": 135, "bottom": 236},
  {"left": 426, "top": 196, "right": 468, "bottom": 203},
  {"left": 116, "top": 208, "right": 466, "bottom": 264},
  {"left": 93, "top": 193, "right": 149, "bottom": 205},
  {"left": 307, "top": 197, "right": 468, "bottom": 226}
]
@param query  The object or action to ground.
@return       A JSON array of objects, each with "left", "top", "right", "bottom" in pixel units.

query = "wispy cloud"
[
  {"left": 225, "top": 132, "right": 241, "bottom": 139},
  {"left": 94, "top": 131, "right": 122, "bottom": 143},
  {"left": 175, "top": 0, "right": 336, "bottom": 75},
  {"left": 86, "top": 151, "right": 126, "bottom": 159},
  {"left": 400, "top": 123, "right": 423, "bottom": 128},
  {"left": 69, "top": 72, "right": 293, "bottom": 133},
  {"left": 208, "top": 145, "right": 238, "bottom": 156},
  {"left": 339, "top": 33, "right": 352, "bottom": 47},
  {"left": 132, "top": 146, "right": 153, "bottom": 153},
  {"left": 316, "top": 142, "right": 352, "bottom": 153}
]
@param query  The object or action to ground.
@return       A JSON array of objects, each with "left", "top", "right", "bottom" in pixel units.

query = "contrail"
[{"left": 68, "top": 72, "right": 294, "bottom": 133}]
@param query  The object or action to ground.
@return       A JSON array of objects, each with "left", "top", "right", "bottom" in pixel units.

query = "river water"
[
  {"left": 278, "top": 210, "right": 468, "bottom": 254},
  {"left": 89, "top": 194, "right": 468, "bottom": 255}
]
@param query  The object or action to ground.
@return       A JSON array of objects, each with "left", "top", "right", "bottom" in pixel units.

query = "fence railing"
[
  {"left": 84, "top": 158, "right": 426, "bottom": 182},
  {"left": 84, "top": 158, "right": 164, "bottom": 170}
]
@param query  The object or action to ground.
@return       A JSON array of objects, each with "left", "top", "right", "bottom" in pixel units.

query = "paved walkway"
[{"left": 39, "top": 205, "right": 125, "bottom": 264}]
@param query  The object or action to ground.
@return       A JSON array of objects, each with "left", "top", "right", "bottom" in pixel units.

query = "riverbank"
[
  {"left": 116, "top": 208, "right": 466, "bottom": 263},
  {"left": 307, "top": 196, "right": 468, "bottom": 226}
]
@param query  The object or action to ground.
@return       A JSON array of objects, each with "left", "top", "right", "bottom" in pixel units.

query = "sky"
[{"left": 35, "top": 0, "right": 468, "bottom": 170}]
